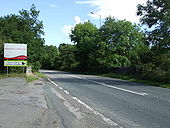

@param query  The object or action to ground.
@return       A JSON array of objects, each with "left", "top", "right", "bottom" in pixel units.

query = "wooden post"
[{"left": 7, "top": 66, "right": 9, "bottom": 77}]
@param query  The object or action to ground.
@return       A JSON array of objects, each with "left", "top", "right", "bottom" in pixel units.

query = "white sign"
[
  {"left": 4, "top": 43, "right": 27, "bottom": 60},
  {"left": 4, "top": 60, "right": 27, "bottom": 67}
]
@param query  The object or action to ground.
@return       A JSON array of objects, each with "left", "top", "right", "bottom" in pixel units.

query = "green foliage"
[
  {"left": 99, "top": 17, "right": 147, "bottom": 67},
  {"left": 41, "top": 45, "right": 59, "bottom": 69},
  {"left": 0, "top": 4, "right": 45, "bottom": 71},
  {"left": 57, "top": 43, "right": 78, "bottom": 71},
  {"left": 137, "top": 0, "right": 170, "bottom": 83},
  {"left": 137, "top": 0, "right": 170, "bottom": 48},
  {"left": 141, "top": 63, "right": 168, "bottom": 83},
  {"left": 70, "top": 22, "right": 99, "bottom": 71},
  {"left": 141, "top": 51, "right": 170, "bottom": 83},
  {"left": 68, "top": 18, "right": 148, "bottom": 73},
  {"left": 25, "top": 74, "right": 38, "bottom": 82}
]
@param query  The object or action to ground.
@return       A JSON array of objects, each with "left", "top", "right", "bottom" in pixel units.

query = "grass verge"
[
  {"left": 0, "top": 73, "right": 25, "bottom": 78},
  {"left": 25, "top": 74, "right": 38, "bottom": 82},
  {"left": 25, "top": 72, "right": 46, "bottom": 82},
  {"left": 98, "top": 73, "right": 170, "bottom": 88},
  {"left": 0, "top": 72, "right": 46, "bottom": 83}
]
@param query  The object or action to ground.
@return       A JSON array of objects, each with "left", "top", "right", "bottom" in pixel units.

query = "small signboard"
[
  {"left": 4, "top": 60, "right": 27, "bottom": 67},
  {"left": 4, "top": 43, "right": 27, "bottom": 60}
]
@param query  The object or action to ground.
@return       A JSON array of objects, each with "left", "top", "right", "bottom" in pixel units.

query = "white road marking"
[
  {"left": 47, "top": 77, "right": 121, "bottom": 127},
  {"left": 86, "top": 79, "right": 148, "bottom": 96},
  {"left": 47, "top": 77, "right": 59, "bottom": 87},
  {"left": 47, "top": 77, "right": 64, "bottom": 90},
  {"left": 67, "top": 74, "right": 83, "bottom": 79},
  {"left": 59, "top": 87, "right": 63, "bottom": 90},
  {"left": 64, "top": 90, "right": 69, "bottom": 94},
  {"left": 72, "top": 96, "right": 121, "bottom": 127},
  {"left": 51, "top": 87, "right": 83, "bottom": 119},
  {"left": 66, "top": 74, "right": 149, "bottom": 96}
]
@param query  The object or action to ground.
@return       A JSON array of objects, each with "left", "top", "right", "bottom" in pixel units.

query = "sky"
[{"left": 0, "top": 0, "right": 147, "bottom": 47}]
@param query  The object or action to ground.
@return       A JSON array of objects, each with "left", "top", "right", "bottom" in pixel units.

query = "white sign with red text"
[{"left": 4, "top": 43, "right": 27, "bottom": 60}]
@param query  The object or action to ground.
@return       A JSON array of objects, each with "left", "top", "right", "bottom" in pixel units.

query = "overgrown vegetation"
[
  {"left": 25, "top": 74, "right": 39, "bottom": 82},
  {"left": 0, "top": 72, "right": 46, "bottom": 83},
  {"left": 98, "top": 73, "right": 170, "bottom": 88}
]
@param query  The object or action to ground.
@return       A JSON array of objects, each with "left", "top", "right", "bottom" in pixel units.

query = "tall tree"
[
  {"left": 70, "top": 21, "right": 99, "bottom": 71},
  {"left": 57, "top": 43, "right": 77, "bottom": 71},
  {"left": 0, "top": 4, "right": 45, "bottom": 71},
  {"left": 99, "top": 17, "right": 147, "bottom": 67},
  {"left": 137, "top": 0, "right": 170, "bottom": 49},
  {"left": 41, "top": 45, "right": 59, "bottom": 69},
  {"left": 137, "top": 0, "right": 170, "bottom": 83},
  {"left": 19, "top": 4, "right": 45, "bottom": 70}
]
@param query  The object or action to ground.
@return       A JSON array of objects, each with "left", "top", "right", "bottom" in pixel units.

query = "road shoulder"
[{"left": 0, "top": 77, "right": 60, "bottom": 128}]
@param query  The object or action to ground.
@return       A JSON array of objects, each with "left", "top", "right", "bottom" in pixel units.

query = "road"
[{"left": 41, "top": 70, "right": 170, "bottom": 128}]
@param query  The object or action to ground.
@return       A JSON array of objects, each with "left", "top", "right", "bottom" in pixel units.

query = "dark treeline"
[{"left": 0, "top": 0, "right": 170, "bottom": 84}]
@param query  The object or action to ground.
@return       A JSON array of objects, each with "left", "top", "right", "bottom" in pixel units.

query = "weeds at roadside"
[
  {"left": 99, "top": 73, "right": 170, "bottom": 89},
  {"left": 0, "top": 72, "right": 46, "bottom": 83}
]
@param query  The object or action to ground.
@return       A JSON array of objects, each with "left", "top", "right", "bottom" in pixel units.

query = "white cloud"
[
  {"left": 74, "top": 16, "right": 82, "bottom": 24},
  {"left": 62, "top": 16, "right": 84, "bottom": 37},
  {"left": 76, "top": 0, "right": 147, "bottom": 23},
  {"left": 49, "top": 4, "right": 57, "bottom": 8},
  {"left": 62, "top": 24, "right": 72, "bottom": 37}
]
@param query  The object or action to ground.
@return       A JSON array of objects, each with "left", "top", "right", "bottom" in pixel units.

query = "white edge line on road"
[
  {"left": 87, "top": 79, "right": 148, "bottom": 96},
  {"left": 64, "top": 90, "right": 69, "bottom": 94},
  {"left": 66, "top": 74, "right": 149, "bottom": 96},
  {"left": 47, "top": 77, "right": 58, "bottom": 87},
  {"left": 47, "top": 77, "right": 122, "bottom": 127},
  {"left": 72, "top": 96, "right": 121, "bottom": 127}
]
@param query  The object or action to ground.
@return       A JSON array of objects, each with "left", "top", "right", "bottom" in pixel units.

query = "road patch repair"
[{"left": 0, "top": 77, "right": 122, "bottom": 128}]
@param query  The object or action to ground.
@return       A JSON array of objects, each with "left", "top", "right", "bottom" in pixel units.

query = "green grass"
[
  {"left": 25, "top": 72, "right": 46, "bottom": 82},
  {"left": 0, "top": 72, "right": 46, "bottom": 83},
  {"left": 98, "top": 73, "right": 170, "bottom": 88},
  {"left": 25, "top": 74, "right": 38, "bottom": 82},
  {"left": 0, "top": 73, "right": 25, "bottom": 78},
  {"left": 34, "top": 72, "right": 46, "bottom": 78}
]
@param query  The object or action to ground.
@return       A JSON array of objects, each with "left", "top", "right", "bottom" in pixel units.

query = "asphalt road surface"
[{"left": 41, "top": 70, "right": 170, "bottom": 128}]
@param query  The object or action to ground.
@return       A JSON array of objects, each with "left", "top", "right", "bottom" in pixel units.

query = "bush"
[
  {"left": 32, "top": 61, "right": 41, "bottom": 72},
  {"left": 165, "top": 71, "right": 170, "bottom": 83},
  {"left": 141, "top": 63, "right": 169, "bottom": 83}
]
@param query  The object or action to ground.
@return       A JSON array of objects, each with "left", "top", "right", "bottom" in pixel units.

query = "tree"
[
  {"left": 137, "top": 0, "right": 170, "bottom": 83},
  {"left": 41, "top": 45, "right": 59, "bottom": 69},
  {"left": 99, "top": 17, "right": 147, "bottom": 67},
  {"left": 137, "top": 0, "right": 170, "bottom": 49},
  {"left": 57, "top": 44, "right": 78, "bottom": 71},
  {"left": 70, "top": 21, "right": 99, "bottom": 71},
  {"left": 19, "top": 4, "right": 45, "bottom": 70},
  {"left": 0, "top": 4, "right": 45, "bottom": 71}
]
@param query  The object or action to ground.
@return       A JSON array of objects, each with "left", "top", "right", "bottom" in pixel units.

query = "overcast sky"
[{"left": 0, "top": 0, "right": 147, "bottom": 47}]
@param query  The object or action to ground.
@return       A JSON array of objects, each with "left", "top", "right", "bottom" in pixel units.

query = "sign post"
[
  {"left": 7, "top": 66, "right": 9, "bottom": 77},
  {"left": 4, "top": 43, "right": 27, "bottom": 76}
]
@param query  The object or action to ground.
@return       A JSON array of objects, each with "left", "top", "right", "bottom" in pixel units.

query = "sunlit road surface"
[{"left": 41, "top": 70, "right": 170, "bottom": 128}]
